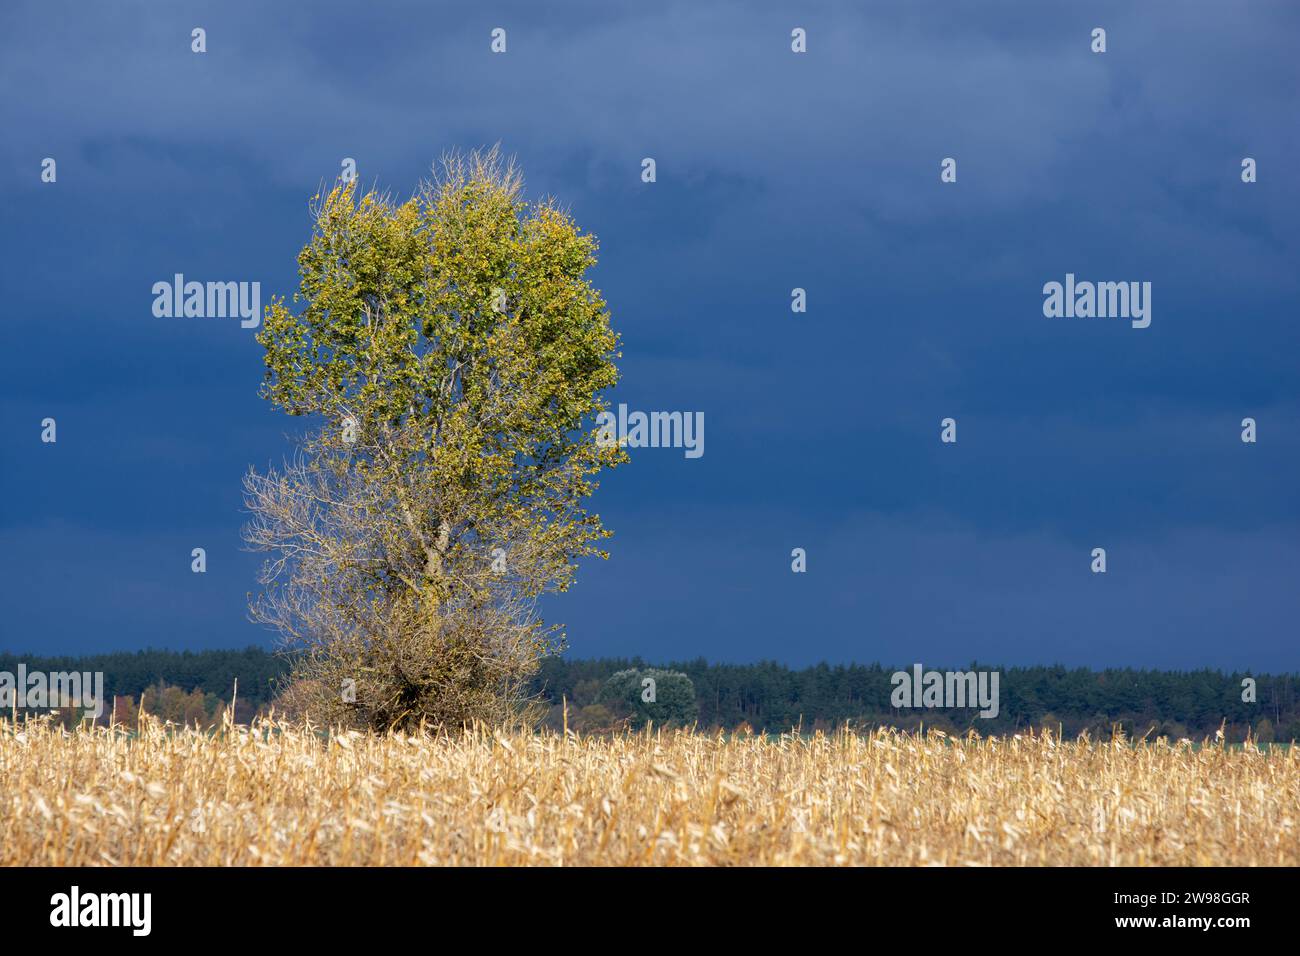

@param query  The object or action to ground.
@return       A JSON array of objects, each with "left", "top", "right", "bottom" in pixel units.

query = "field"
[{"left": 2, "top": 718, "right": 1297, "bottom": 866}]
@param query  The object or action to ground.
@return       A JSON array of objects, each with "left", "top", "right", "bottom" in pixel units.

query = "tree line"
[
  {"left": 2, "top": 647, "right": 1296, "bottom": 741},
  {"left": 534, "top": 657, "right": 1299, "bottom": 741}
]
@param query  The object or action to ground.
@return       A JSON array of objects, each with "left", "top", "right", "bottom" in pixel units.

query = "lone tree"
[
  {"left": 598, "top": 669, "right": 699, "bottom": 729},
  {"left": 244, "top": 148, "right": 625, "bottom": 731}
]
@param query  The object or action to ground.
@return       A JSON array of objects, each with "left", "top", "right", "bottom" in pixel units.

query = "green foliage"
[
  {"left": 245, "top": 147, "right": 626, "bottom": 732},
  {"left": 535, "top": 657, "right": 1300, "bottom": 740},
  {"left": 0, "top": 648, "right": 282, "bottom": 708},
  {"left": 5, "top": 647, "right": 1298, "bottom": 742},
  {"left": 257, "top": 150, "right": 623, "bottom": 571},
  {"left": 598, "top": 668, "right": 698, "bottom": 728}
]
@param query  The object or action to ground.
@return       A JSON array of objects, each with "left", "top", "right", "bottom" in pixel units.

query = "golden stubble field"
[{"left": 2, "top": 718, "right": 1296, "bottom": 866}]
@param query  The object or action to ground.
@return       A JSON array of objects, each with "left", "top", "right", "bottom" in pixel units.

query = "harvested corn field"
[{"left": 1, "top": 719, "right": 1296, "bottom": 866}]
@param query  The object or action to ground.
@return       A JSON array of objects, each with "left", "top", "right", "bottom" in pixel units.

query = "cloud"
[{"left": 2, "top": 0, "right": 1296, "bottom": 664}]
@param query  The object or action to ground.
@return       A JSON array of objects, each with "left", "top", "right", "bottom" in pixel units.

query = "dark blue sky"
[{"left": 2, "top": 1, "right": 1297, "bottom": 669}]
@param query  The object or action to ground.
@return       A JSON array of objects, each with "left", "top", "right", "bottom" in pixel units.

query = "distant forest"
[{"left": 2, "top": 647, "right": 1296, "bottom": 742}]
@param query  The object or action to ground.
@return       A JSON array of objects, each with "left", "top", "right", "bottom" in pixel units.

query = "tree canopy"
[{"left": 244, "top": 148, "right": 626, "bottom": 731}]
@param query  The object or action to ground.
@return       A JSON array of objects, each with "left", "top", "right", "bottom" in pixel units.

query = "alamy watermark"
[
  {"left": 890, "top": 664, "right": 1000, "bottom": 719},
  {"left": 1042, "top": 273, "right": 1151, "bottom": 329},
  {"left": 50, "top": 886, "right": 151, "bottom": 936},
  {"left": 152, "top": 274, "right": 261, "bottom": 328},
  {"left": 595, "top": 403, "right": 704, "bottom": 459},
  {"left": 0, "top": 666, "right": 105, "bottom": 719}
]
